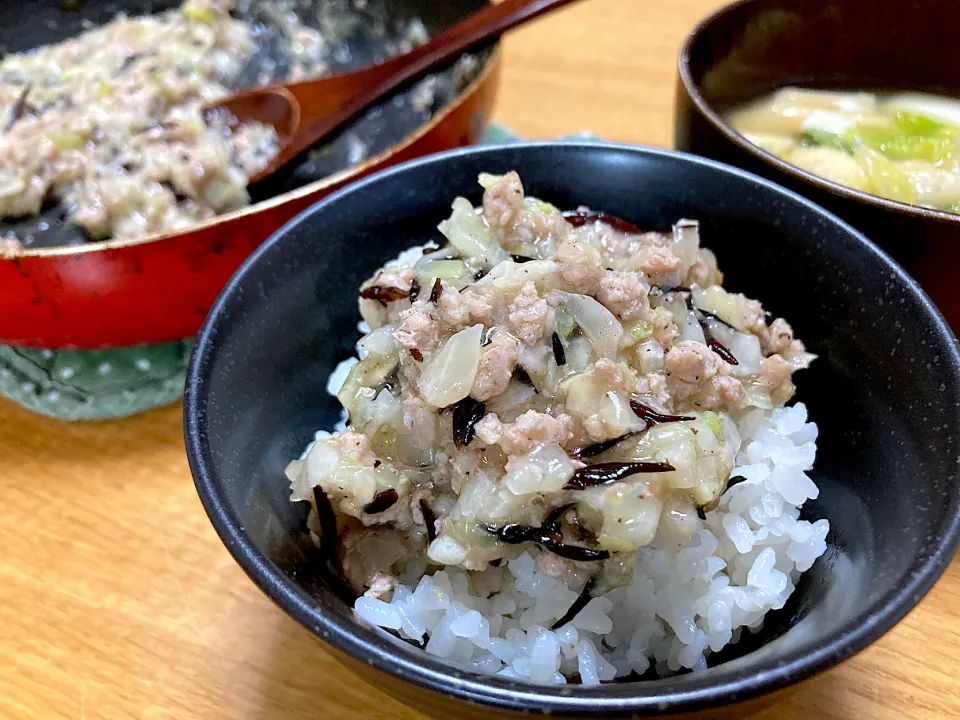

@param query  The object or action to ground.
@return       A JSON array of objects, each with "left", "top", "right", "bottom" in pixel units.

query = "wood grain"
[{"left": 2, "top": 1, "right": 958, "bottom": 718}]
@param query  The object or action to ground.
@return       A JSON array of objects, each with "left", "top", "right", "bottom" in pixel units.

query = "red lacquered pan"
[{"left": 0, "top": 0, "right": 501, "bottom": 349}]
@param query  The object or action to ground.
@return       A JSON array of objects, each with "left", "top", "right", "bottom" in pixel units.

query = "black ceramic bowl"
[
  {"left": 184, "top": 143, "right": 960, "bottom": 719},
  {"left": 674, "top": 0, "right": 960, "bottom": 330}
]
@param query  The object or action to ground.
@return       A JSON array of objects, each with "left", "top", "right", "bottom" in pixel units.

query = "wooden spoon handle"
[
  {"left": 373, "top": 0, "right": 580, "bottom": 90},
  {"left": 280, "top": 0, "right": 580, "bottom": 165}
]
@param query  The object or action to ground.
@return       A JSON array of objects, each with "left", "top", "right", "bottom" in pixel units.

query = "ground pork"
[
  {"left": 508, "top": 282, "right": 551, "bottom": 346},
  {"left": 739, "top": 296, "right": 801, "bottom": 357},
  {"left": 759, "top": 354, "right": 797, "bottom": 405},
  {"left": 651, "top": 306, "right": 679, "bottom": 349},
  {"left": 437, "top": 285, "right": 493, "bottom": 329},
  {"left": 684, "top": 256, "right": 710, "bottom": 288},
  {"left": 635, "top": 372, "right": 671, "bottom": 407},
  {"left": 474, "top": 410, "right": 574, "bottom": 456},
  {"left": 764, "top": 318, "right": 798, "bottom": 356},
  {"left": 567, "top": 214, "right": 655, "bottom": 263},
  {"left": 394, "top": 302, "right": 441, "bottom": 351},
  {"left": 482, "top": 171, "right": 524, "bottom": 230},
  {"left": 665, "top": 341, "right": 744, "bottom": 411},
  {"left": 511, "top": 204, "right": 570, "bottom": 248},
  {"left": 782, "top": 339, "right": 814, "bottom": 367},
  {"left": 592, "top": 358, "right": 634, "bottom": 394},
  {"left": 592, "top": 225, "right": 642, "bottom": 260},
  {"left": 739, "top": 296, "right": 768, "bottom": 336},
  {"left": 556, "top": 238, "right": 605, "bottom": 295},
  {"left": 597, "top": 270, "right": 653, "bottom": 321},
  {"left": 636, "top": 245, "right": 682, "bottom": 288},
  {"left": 472, "top": 330, "right": 519, "bottom": 401}
]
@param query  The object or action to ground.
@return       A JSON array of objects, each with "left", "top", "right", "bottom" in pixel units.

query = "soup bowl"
[
  {"left": 674, "top": 0, "right": 960, "bottom": 330},
  {"left": 185, "top": 142, "right": 960, "bottom": 718}
]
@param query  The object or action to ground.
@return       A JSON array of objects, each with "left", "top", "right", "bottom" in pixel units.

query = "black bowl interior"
[
  {"left": 683, "top": 0, "right": 960, "bottom": 110},
  {"left": 185, "top": 143, "right": 960, "bottom": 717},
  {"left": 0, "top": 0, "right": 492, "bottom": 249}
]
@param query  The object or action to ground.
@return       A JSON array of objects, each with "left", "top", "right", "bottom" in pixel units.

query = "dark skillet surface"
[
  {"left": 185, "top": 143, "right": 960, "bottom": 717},
  {"left": 0, "top": 0, "right": 492, "bottom": 249}
]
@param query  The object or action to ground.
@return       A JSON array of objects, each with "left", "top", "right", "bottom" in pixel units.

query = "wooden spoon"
[{"left": 205, "top": 0, "right": 582, "bottom": 184}]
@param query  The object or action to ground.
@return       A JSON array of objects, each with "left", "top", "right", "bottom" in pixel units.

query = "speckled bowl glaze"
[
  {"left": 185, "top": 143, "right": 960, "bottom": 718},
  {"left": 674, "top": 0, "right": 960, "bottom": 330}
]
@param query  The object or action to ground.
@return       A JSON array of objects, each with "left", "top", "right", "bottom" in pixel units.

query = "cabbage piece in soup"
[{"left": 728, "top": 88, "right": 960, "bottom": 213}]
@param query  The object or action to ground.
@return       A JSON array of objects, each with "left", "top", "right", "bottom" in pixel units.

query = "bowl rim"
[
  {"left": 0, "top": 41, "right": 501, "bottom": 260},
  {"left": 185, "top": 141, "right": 960, "bottom": 716},
  {"left": 676, "top": 0, "right": 960, "bottom": 226}
]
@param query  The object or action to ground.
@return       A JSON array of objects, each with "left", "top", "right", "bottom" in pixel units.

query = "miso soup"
[{"left": 728, "top": 88, "right": 960, "bottom": 214}]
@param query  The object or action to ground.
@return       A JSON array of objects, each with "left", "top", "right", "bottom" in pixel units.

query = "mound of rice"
[
  {"left": 288, "top": 171, "right": 830, "bottom": 685},
  {"left": 354, "top": 402, "right": 827, "bottom": 684}
]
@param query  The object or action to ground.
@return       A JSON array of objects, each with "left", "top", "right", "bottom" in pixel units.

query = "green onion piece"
[
  {"left": 703, "top": 411, "right": 723, "bottom": 438},
  {"left": 800, "top": 129, "right": 853, "bottom": 154},
  {"left": 893, "top": 112, "right": 943, "bottom": 136},
  {"left": 855, "top": 127, "right": 954, "bottom": 163},
  {"left": 555, "top": 307, "right": 577, "bottom": 339},
  {"left": 44, "top": 130, "right": 86, "bottom": 151},
  {"left": 629, "top": 321, "right": 653, "bottom": 343},
  {"left": 182, "top": 2, "right": 217, "bottom": 23}
]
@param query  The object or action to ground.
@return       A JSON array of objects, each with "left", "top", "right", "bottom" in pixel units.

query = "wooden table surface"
[{"left": 2, "top": 1, "right": 959, "bottom": 718}]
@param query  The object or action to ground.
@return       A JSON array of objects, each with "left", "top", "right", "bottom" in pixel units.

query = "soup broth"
[{"left": 728, "top": 89, "right": 960, "bottom": 214}]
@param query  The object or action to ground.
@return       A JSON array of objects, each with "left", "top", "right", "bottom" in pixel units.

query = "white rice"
[
  {"left": 297, "top": 359, "right": 358, "bottom": 459},
  {"left": 321, "top": 249, "right": 828, "bottom": 683},
  {"left": 353, "top": 402, "right": 828, "bottom": 683}
]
